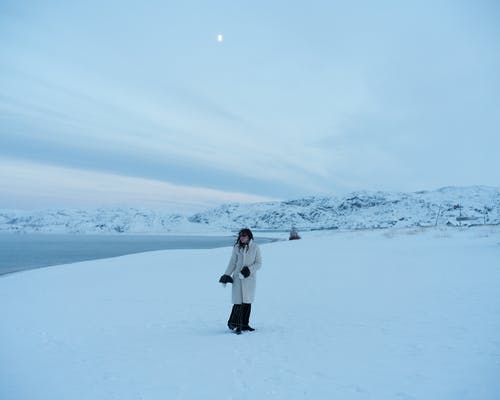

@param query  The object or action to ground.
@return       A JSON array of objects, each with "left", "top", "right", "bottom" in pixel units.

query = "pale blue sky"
[{"left": 1, "top": 0, "right": 499, "bottom": 211}]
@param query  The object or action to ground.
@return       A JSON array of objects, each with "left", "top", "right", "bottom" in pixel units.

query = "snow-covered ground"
[{"left": 1, "top": 226, "right": 499, "bottom": 399}]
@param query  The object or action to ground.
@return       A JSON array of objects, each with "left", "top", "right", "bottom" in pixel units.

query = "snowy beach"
[
  {"left": 1, "top": 226, "right": 499, "bottom": 399},
  {"left": 3, "top": 1, "right": 500, "bottom": 398}
]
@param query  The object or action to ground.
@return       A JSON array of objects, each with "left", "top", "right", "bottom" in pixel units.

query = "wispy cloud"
[{"left": 0, "top": 159, "right": 277, "bottom": 211}]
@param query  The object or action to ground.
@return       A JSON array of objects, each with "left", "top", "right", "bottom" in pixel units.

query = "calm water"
[{"left": 0, "top": 234, "right": 276, "bottom": 276}]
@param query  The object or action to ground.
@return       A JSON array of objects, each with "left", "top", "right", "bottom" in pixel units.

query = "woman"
[{"left": 219, "top": 228, "right": 262, "bottom": 334}]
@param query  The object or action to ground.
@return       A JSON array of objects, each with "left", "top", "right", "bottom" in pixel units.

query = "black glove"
[
  {"left": 219, "top": 274, "right": 233, "bottom": 284},
  {"left": 240, "top": 266, "right": 250, "bottom": 278}
]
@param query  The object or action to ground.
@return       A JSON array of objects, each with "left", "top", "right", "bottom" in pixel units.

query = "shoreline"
[{"left": 0, "top": 234, "right": 281, "bottom": 278}]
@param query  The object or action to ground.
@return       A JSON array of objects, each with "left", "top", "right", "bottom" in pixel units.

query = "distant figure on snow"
[
  {"left": 289, "top": 226, "right": 301, "bottom": 240},
  {"left": 219, "top": 228, "right": 262, "bottom": 334}
]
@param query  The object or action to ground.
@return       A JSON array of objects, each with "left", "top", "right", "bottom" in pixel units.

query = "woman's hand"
[
  {"left": 240, "top": 266, "right": 250, "bottom": 278},
  {"left": 219, "top": 274, "right": 234, "bottom": 284}
]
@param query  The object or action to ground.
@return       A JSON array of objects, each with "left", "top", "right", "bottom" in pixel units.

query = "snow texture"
[
  {"left": 1, "top": 186, "right": 499, "bottom": 234},
  {"left": 1, "top": 225, "right": 500, "bottom": 399}
]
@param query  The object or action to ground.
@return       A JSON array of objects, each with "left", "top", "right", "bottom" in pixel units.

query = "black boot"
[
  {"left": 241, "top": 303, "right": 255, "bottom": 331},
  {"left": 227, "top": 304, "right": 241, "bottom": 330},
  {"left": 228, "top": 304, "right": 246, "bottom": 331}
]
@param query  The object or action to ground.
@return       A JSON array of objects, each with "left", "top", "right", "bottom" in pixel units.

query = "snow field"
[{"left": 1, "top": 226, "right": 499, "bottom": 399}]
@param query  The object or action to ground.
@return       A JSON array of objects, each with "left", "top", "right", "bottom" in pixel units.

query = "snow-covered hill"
[
  {"left": 0, "top": 208, "right": 193, "bottom": 235},
  {"left": 1, "top": 186, "right": 499, "bottom": 234},
  {"left": 190, "top": 186, "right": 500, "bottom": 231}
]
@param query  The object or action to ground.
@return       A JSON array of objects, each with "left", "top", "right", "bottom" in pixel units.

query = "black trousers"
[{"left": 227, "top": 303, "right": 251, "bottom": 329}]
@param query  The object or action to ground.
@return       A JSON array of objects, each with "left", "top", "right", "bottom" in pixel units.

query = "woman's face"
[{"left": 239, "top": 233, "right": 249, "bottom": 244}]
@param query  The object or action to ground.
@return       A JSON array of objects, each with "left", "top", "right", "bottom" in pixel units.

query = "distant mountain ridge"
[{"left": 1, "top": 186, "right": 499, "bottom": 234}]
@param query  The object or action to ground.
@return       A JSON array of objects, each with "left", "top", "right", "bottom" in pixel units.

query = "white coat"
[{"left": 224, "top": 239, "right": 262, "bottom": 304}]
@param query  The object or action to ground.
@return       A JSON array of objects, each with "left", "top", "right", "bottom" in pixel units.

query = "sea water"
[{"left": 0, "top": 234, "right": 276, "bottom": 276}]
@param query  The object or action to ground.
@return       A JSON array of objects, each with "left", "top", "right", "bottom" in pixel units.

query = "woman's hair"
[{"left": 235, "top": 228, "right": 254, "bottom": 247}]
